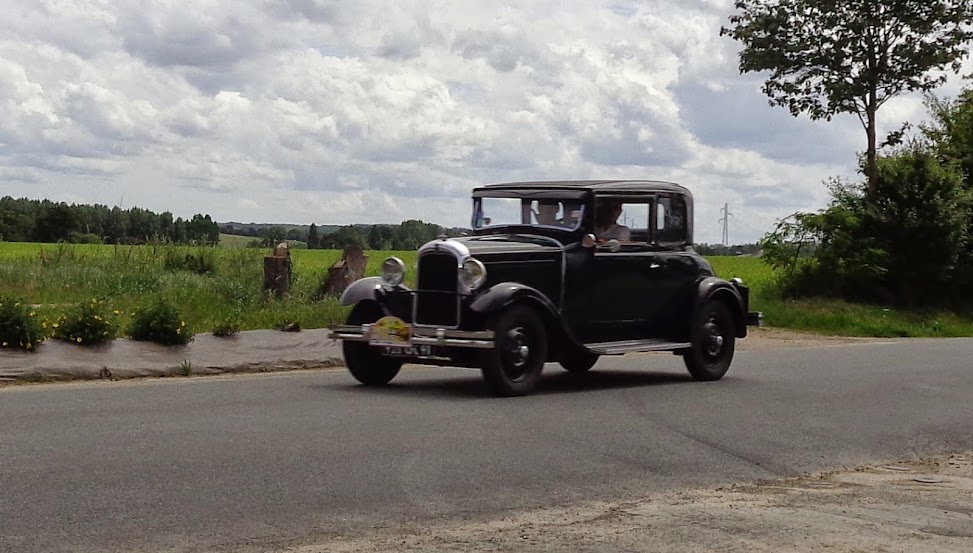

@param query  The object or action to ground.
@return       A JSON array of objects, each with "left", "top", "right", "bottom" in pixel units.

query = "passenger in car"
[
  {"left": 535, "top": 202, "right": 561, "bottom": 226},
  {"left": 595, "top": 200, "right": 631, "bottom": 241}
]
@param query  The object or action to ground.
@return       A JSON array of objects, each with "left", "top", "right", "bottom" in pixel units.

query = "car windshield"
[{"left": 473, "top": 197, "right": 586, "bottom": 231}]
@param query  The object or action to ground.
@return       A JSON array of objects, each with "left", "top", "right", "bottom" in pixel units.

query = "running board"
[{"left": 585, "top": 339, "right": 691, "bottom": 355}]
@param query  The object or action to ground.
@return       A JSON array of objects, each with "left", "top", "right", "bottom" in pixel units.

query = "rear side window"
[{"left": 656, "top": 196, "right": 688, "bottom": 244}]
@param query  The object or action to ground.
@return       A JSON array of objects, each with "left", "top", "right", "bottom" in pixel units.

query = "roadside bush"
[
  {"left": 163, "top": 250, "right": 216, "bottom": 275},
  {"left": 0, "top": 295, "right": 45, "bottom": 351},
  {"left": 128, "top": 300, "right": 194, "bottom": 346},
  {"left": 53, "top": 299, "right": 120, "bottom": 346},
  {"left": 762, "top": 149, "right": 973, "bottom": 306},
  {"left": 211, "top": 313, "right": 242, "bottom": 337}
]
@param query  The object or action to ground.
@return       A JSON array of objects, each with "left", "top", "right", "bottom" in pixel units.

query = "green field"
[{"left": 0, "top": 242, "right": 970, "bottom": 338}]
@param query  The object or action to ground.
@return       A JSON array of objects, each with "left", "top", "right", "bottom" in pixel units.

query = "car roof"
[{"left": 474, "top": 179, "right": 690, "bottom": 195}]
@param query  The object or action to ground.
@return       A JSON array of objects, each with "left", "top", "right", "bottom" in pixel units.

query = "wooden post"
[{"left": 263, "top": 242, "right": 292, "bottom": 299}]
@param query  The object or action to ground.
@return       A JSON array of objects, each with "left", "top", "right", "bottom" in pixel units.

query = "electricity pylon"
[{"left": 718, "top": 203, "right": 733, "bottom": 247}]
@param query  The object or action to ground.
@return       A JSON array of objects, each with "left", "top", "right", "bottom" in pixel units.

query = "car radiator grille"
[{"left": 416, "top": 253, "right": 458, "bottom": 326}]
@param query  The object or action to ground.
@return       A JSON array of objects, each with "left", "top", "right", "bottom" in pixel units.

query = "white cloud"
[{"left": 0, "top": 0, "right": 969, "bottom": 243}]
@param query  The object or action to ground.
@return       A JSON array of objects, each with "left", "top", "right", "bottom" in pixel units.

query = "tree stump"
[
  {"left": 264, "top": 242, "right": 292, "bottom": 299},
  {"left": 319, "top": 245, "right": 369, "bottom": 298}
]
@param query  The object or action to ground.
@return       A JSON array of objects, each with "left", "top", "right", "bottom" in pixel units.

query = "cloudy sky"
[{"left": 1, "top": 0, "right": 970, "bottom": 243}]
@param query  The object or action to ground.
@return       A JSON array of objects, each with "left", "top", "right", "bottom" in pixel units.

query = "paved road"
[{"left": 1, "top": 339, "right": 971, "bottom": 553}]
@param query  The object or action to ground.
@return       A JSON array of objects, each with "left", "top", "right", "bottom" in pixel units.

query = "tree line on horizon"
[
  {"left": 0, "top": 197, "right": 220, "bottom": 245},
  {"left": 224, "top": 220, "right": 465, "bottom": 251}
]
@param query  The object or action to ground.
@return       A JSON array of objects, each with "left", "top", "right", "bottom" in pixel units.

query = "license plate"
[
  {"left": 381, "top": 344, "right": 432, "bottom": 357},
  {"left": 368, "top": 316, "right": 412, "bottom": 346}
]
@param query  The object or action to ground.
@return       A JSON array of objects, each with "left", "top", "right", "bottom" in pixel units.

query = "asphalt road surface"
[{"left": 1, "top": 339, "right": 971, "bottom": 553}]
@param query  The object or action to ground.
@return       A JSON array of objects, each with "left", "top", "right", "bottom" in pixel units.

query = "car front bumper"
[{"left": 330, "top": 325, "right": 496, "bottom": 349}]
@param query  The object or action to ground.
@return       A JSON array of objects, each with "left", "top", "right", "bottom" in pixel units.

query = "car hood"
[{"left": 452, "top": 235, "right": 563, "bottom": 257}]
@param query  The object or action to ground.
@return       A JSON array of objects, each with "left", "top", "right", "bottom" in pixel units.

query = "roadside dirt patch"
[
  {"left": 739, "top": 326, "right": 895, "bottom": 351},
  {"left": 289, "top": 453, "right": 973, "bottom": 553}
]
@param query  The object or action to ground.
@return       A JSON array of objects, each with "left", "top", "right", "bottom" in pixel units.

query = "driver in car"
[{"left": 595, "top": 199, "right": 631, "bottom": 241}]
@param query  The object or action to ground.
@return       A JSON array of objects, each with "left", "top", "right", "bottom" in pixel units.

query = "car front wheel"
[
  {"left": 683, "top": 300, "right": 735, "bottom": 381},
  {"left": 481, "top": 304, "right": 549, "bottom": 397},
  {"left": 343, "top": 301, "right": 404, "bottom": 386}
]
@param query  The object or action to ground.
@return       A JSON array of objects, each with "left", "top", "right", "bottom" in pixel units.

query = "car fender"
[
  {"left": 338, "top": 277, "right": 385, "bottom": 306},
  {"left": 469, "top": 282, "right": 583, "bottom": 351},
  {"left": 469, "top": 283, "right": 559, "bottom": 315},
  {"left": 695, "top": 277, "right": 747, "bottom": 338}
]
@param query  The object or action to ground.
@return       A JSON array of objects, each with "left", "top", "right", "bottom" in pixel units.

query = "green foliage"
[
  {"left": 163, "top": 249, "right": 216, "bottom": 275},
  {"left": 211, "top": 312, "right": 242, "bottom": 337},
  {"left": 0, "top": 295, "right": 45, "bottom": 351},
  {"left": 762, "top": 149, "right": 972, "bottom": 305},
  {"left": 53, "top": 299, "right": 121, "bottom": 346},
  {"left": 722, "top": 0, "right": 973, "bottom": 193},
  {"left": 128, "top": 300, "right": 194, "bottom": 346},
  {"left": 923, "top": 88, "right": 973, "bottom": 187},
  {"left": 179, "top": 360, "right": 193, "bottom": 376},
  {"left": 0, "top": 196, "right": 219, "bottom": 245},
  {"left": 2, "top": 242, "right": 972, "bottom": 338}
]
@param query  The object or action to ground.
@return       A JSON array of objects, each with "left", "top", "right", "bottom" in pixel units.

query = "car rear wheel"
[
  {"left": 343, "top": 301, "right": 404, "bottom": 386},
  {"left": 481, "top": 304, "right": 549, "bottom": 396},
  {"left": 683, "top": 300, "right": 735, "bottom": 381},
  {"left": 559, "top": 351, "right": 599, "bottom": 373}
]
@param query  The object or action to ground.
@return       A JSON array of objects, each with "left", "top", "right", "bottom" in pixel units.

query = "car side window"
[
  {"left": 656, "top": 196, "right": 688, "bottom": 244},
  {"left": 594, "top": 198, "right": 650, "bottom": 245}
]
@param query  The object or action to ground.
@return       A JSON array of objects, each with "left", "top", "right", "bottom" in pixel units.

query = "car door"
[
  {"left": 582, "top": 198, "right": 670, "bottom": 342},
  {"left": 647, "top": 194, "right": 697, "bottom": 338}
]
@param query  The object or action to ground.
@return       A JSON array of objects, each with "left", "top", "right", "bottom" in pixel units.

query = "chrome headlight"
[
  {"left": 380, "top": 256, "right": 406, "bottom": 287},
  {"left": 459, "top": 258, "right": 487, "bottom": 290}
]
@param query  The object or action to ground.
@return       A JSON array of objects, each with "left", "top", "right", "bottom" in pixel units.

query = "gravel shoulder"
[{"left": 290, "top": 452, "right": 973, "bottom": 553}]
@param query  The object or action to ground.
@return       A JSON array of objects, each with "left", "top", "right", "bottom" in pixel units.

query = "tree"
[
  {"left": 320, "top": 226, "right": 365, "bottom": 249},
  {"left": 722, "top": 0, "right": 973, "bottom": 196},
  {"left": 34, "top": 202, "right": 79, "bottom": 243},
  {"left": 923, "top": 88, "right": 973, "bottom": 188},
  {"left": 307, "top": 223, "right": 320, "bottom": 249},
  {"left": 173, "top": 217, "right": 187, "bottom": 244},
  {"left": 104, "top": 207, "right": 128, "bottom": 244}
]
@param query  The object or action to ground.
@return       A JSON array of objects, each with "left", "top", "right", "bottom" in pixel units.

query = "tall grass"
[{"left": 1, "top": 243, "right": 971, "bottom": 337}]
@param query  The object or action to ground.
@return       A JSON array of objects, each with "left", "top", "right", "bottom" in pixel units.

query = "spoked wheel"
[
  {"left": 559, "top": 351, "right": 599, "bottom": 374},
  {"left": 481, "top": 305, "right": 549, "bottom": 397},
  {"left": 343, "top": 301, "right": 404, "bottom": 386},
  {"left": 684, "top": 301, "right": 736, "bottom": 381}
]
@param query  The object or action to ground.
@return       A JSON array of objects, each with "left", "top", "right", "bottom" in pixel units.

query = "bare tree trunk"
[{"left": 866, "top": 91, "right": 878, "bottom": 198}]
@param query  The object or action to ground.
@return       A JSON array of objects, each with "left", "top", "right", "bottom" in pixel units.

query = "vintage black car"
[{"left": 330, "top": 180, "right": 762, "bottom": 396}]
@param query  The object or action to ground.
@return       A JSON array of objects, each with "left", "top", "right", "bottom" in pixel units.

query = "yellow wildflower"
[
  {"left": 76, "top": 337, "right": 82, "bottom": 343},
  {"left": 180, "top": 321, "right": 186, "bottom": 327},
  {"left": 113, "top": 310, "right": 120, "bottom": 315},
  {"left": 26, "top": 343, "right": 32, "bottom": 349},
  {"left": 2, "top": 342, "right": 6, "bottom": 347},
  {"left": 42, "top": 322, "right": 48, "bottom": 329},
  {"left": 29, "top": 311, "right": 36, "bottom": 317},
  {"left": 52, "top": 323, "right": 59, "bottom": 328}
]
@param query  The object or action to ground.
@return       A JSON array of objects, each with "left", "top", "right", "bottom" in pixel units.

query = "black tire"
[
  {"left": 559, "top": 351, "right": 599, "bottom": 373},
  {"left": 480, "top": 304, "right": 549, "bottom": 397},
  {"left": 343, "top": 302, "right": 403, "bottom": 386},
  {"left": 684, "top": 300, "right": 736, "bottom": 381}
]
